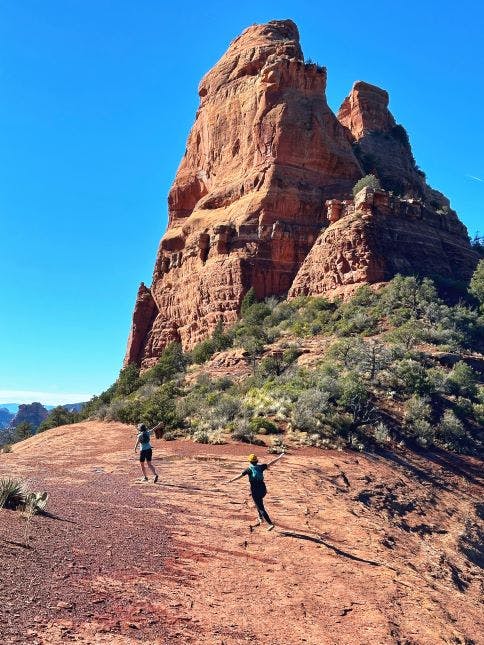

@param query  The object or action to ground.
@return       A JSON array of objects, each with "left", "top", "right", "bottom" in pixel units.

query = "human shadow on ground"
[{"left": 277, "top": 529, "right": 381, "bottom": 566}]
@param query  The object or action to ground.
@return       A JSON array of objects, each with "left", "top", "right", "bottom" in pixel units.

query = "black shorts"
[{"left": 139, "top": 448, "right": 152, "bottom": 462}]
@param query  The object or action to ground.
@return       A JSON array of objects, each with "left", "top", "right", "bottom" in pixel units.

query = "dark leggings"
[{"left": 252, "top": 492, "right": 273, "bottom": 525}]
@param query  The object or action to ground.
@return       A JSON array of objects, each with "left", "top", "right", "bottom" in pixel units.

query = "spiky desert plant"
[{"left": 0, "top": 477, "right": 28, "bottom": 510}]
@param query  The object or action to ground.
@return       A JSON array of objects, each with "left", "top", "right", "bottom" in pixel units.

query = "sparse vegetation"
[
  {"left": 352, "top": 174, "right": 381, "bottom": 196},
  {"left": 53, "top": 269, "right": 483, "bottom": 457}
]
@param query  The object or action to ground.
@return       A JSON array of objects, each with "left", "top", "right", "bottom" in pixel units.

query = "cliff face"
[
  {"left": 337, "top": 81, "right": 448, "bottom": 208},
  {"left": 125, "top": 20, "right": 478, "bottom": 367},
  {"left": 126, "top": 19, "right": 363, "bottom": 367},
  {"left": 289, "top": 187, "right": 478, "bottom": 299}
]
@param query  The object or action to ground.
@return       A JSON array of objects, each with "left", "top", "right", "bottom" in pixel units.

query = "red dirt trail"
[{"left": 0, "top": 422, "right": 482, "bottom": 644}]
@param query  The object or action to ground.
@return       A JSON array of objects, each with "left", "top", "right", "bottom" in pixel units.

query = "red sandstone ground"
[{"left": 0, "top": 422, "right": 482, "bottom": 644}]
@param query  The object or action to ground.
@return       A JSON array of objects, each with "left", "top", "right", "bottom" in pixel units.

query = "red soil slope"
[{"left": 0, "top": 422, "right": 482, "bottom": 644}]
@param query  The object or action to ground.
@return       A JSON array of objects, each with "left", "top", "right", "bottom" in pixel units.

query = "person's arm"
[
  {"left": 266, "top": 452, "right": 285, "bottom": 468},
  {"left": 150, "top": 421, "right": 164, "bottom": 435},
  {"left": 134, "top": 436, "right": 140, "bottom": 453},
  {"left": 224, "top": 471, "right": 246, "bottom": 485}
]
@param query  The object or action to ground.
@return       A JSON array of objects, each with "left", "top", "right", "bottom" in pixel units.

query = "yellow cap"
[{"left": 248, "top": 454, "right": 258, "bottom": 464}]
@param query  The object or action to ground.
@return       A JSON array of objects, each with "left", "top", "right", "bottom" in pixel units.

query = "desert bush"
[
  {"left": 231, "top": 421, "right": 257, "bottom": 444},
  {"left": 115, "top": 363, "right": 140, "bottom": 397},
  {"left": 0, "top": 477, "right": 28, "bottom": 510},
  {"left": 291, "top": 388, "right": 330, "bottom": 433},
  {"left": 140, "top": 343, "right": 187, "bottom": 385},
  {"left": 445, "top": 361, "right": 478, "bottom": 399},
  {"left": 352, "top": 174, "right": 381, "bottom": 196},
  {"left": 472, "top": 403, "right": 484, "bottom": 426},
  {"left": 381, "top": 275, "right": 439, "bottom": 321},
  {"left": 192, "top": 430, "right": 210, "bottom": 444},
  {"left": 373, "top": 422, "right": 391, "bottom": 445},
  {"left": 404, "top": 395, "right": 432, "bottom": 425},
  {"left": 438, "top": 410, "right": 465, "bottom": 445},
  {"left": 391, "top": 359, "right": 432, "bottom": 395},
  {"left": 403, "top": 395, "right": 435, "bottom": 446},
  {"left": 38, "top": 406, "right": 80, "bottom": 432},
  {"left": 469, "top": 259, "right": 484, "bottom": 308},
  {"left": 248, "top": 417, "right": 280, "bottom": 435}
]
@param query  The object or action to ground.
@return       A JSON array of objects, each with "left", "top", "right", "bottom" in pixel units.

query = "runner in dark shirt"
[{"left": 224, "top": 452, "right": 284, "bottom": 530}]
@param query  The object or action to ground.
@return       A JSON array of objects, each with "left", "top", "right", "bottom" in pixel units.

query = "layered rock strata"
[
  {"left": 289, "top": 187, "right": 478, "bottom": 299},
  {"left": 125, "top": 20, "right": 477, "bottom": 368},
  {"left": 338, "top": 81, "right": 449, "bottom": 208},
  {"left": 126, "top": 20, "right": 363, "bottom": 366}
]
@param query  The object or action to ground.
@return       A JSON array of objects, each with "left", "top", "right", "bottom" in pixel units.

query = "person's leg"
[
  {"left": 145, "top": 449, "right": 158, "bottom": 482},
  {"left": 258, "top": 498, "right": 273, "bottom": 527},
  {"left": 252, "top": 494, "right": 272, "bottom": 525},
  {"left": 139, "top": 452, "right": 148, "bottom": 480}
]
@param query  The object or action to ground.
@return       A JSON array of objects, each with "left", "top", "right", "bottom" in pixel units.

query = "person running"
[
  {"left": 134, "top": 422, "right": 163, "bottom": 482},
  {"left": 224, "top": 452, "right": 284, "bottom": 531}
]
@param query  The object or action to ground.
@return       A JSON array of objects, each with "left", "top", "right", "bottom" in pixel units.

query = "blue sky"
[{"left": 1, "top": 0, "right": 482, "bottom": 405}]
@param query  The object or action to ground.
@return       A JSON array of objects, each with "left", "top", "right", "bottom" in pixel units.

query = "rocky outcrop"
[
  {"left": 126, "top": 20, "right": 362, "bottom": 367},
  {"left": 11, "top": 403, "right": 48, "bottom": 430},
  {"left": 337, "top": 81, "right": 448, "bottom": 208},
  {"left": 289, "top": 187, "right": 478, "bottom": 299},
  {"left": 125, "top": 21, "right": 478, "bottom": 367}
]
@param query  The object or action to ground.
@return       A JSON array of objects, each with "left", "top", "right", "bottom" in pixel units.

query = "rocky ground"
[{"left": 0, "top": 421, "right": 482, "bottom": 644}]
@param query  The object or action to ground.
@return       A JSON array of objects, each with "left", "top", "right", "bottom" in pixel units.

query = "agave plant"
[{"left": 0, "top": 477, "right": 28, "bottom": 510}]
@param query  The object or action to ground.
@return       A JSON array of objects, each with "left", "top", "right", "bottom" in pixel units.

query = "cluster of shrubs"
[{"left": 35, "top": 267, "right": 483, "bottom": 456}]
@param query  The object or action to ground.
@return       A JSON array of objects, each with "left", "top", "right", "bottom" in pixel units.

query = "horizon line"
[{"left": 0, "top": 390, "right": 94, "bottom": 406}]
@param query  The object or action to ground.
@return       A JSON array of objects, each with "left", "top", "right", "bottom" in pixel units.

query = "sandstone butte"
[{"left": 124, "top": 20, "right": 479, "bottom": 369}]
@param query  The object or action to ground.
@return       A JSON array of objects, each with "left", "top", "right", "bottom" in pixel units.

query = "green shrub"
[
  {"left": 39, "top": 406, "right": 80, "bottom": 432},
  {"left": 373, "top": 422, "right": 391, "bottom": 445},
  {"left": 438, "top": 410, "right": 465, "bottom": 445},
  {"left": 403, "top": 396, "right": 434, "bottom": 447},
  {"left": 248, "top": 417, "right": 280, "bottom": 435},
  {"left": 115, "top": 363, "right": 140, "bottom": 396},
  {"left": 191, "top": 338, "right": 216, "bottom": 364},
  {"left": 445, "top": 361, "right": 478, "bottom": 399},
  {"left": 352, "top": 174, "right": 381, "bottom": 196},
  {"left": 193, "top": 430, "right": 210, "bottom": 444},
  {"left": 0, "top": 478, "right": 28, "bottom": 510},
  {"left": 469, "top": 259, "right": 484, "bottom": 308},
  {"left": 140, "top": 343, "right": 187, "bottom": 385},
  {"left": 291, "top": 388, "right": 330, "bottom": 433},
  {"left": 391, "top": 359, "right": 432, "bottom": 395},
  {"left": 231, "top": 422, "right": 257, "bottom": 444}
]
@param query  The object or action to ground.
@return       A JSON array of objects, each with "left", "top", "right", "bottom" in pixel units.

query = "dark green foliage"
[
  {"left": 249, "top": 417, "right": 280, "bottom": 435},
  {"left": 469, "top": 259, "right": 484, "bottom": 308},
  {"left": 79, "top": 274, "right": 482, "bottom": 455},
  {"left": 240, "top": 287, "right": 257, "bottom": 315},
  {"left": 352, "top": 174, "right": 381, "bottom": 197},
  {"left": 446, "top": 362, "right": 478, "bottom": 399},
  {"left": 38, "top": 406, "right": 80, "bottom": 432},
  {"left": 115, "top": 363, "right": 141, "bottom": 397},
  {"left": 13, "top": 422, "right": 34, "bottom": 442},
  {"left": 191, "top": 321, "right": 233, "bottom": 364},
  {"left": 140, "top": 343, "right": 187, "bottom": 385}
]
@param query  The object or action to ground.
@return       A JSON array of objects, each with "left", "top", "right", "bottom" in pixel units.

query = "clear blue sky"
[{"left": 1, "top": 0, "right": 482, "bottom": 405}]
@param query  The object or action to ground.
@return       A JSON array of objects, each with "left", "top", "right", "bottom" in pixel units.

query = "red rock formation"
[
  {"left": 289, "top": 187, "right": 479, "bottom": 299},
  {"left": 125, "top": 20, "right": 362, "bottom": 367},
  {"left": 125, "top": 21, "right": 478, "bottom": 367},
  {"left": 338, "top": 81, "right": 448, "bottom": 207}
]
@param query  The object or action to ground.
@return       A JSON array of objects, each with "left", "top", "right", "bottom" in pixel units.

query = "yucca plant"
[{"left": 0, "top": 477, "right": 28, "bottom": 510}]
